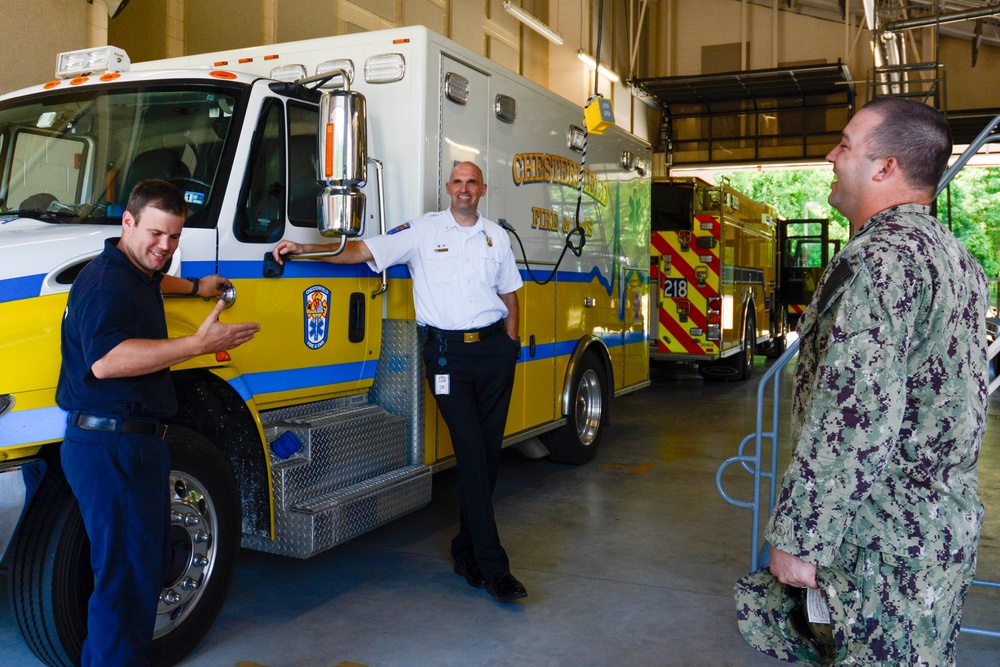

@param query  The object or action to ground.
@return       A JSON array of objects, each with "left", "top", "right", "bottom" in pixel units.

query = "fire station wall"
[
  {"left": 107, "top": 0, "right": 169, "bottom": 65},
  {"left": 0, "top": 1, "right": 88, "bottom": 94},
  {"left": 185, "top": 0, "right": 264, "bottom": 54}
]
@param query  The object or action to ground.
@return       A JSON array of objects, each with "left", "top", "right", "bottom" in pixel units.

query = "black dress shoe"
[
  {"left": 453, "top": 560, "right": 486, "bottom": 588},
  {"left": 486, "top": 573, "right": 527, "bottom": 602}
]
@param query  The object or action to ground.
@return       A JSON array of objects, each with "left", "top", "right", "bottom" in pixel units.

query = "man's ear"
[{"left": 872, "top": 156, "right": 898, "bottom": 183}]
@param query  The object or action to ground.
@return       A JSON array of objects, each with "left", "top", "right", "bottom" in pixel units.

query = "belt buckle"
[{"left": 464, "top": 332, "right": 479, "bottom": 343}]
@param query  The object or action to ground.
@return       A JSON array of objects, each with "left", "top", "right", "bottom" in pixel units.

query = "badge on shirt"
[{"left": 387, "top": 222, "right": 411, "bottom": 235}]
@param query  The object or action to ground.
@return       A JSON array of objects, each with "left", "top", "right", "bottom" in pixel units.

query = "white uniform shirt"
[{"left": 364, "top": 209, "right": 523, "bottom": 330}]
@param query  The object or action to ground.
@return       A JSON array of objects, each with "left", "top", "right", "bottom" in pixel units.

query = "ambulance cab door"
[{"left": 216, "top": 86, "right": 381, "bottom": 410}]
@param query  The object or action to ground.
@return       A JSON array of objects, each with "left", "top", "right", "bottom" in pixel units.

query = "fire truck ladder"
[{"left": 717, "top": 112, "right": 1000, "bottom": 639}]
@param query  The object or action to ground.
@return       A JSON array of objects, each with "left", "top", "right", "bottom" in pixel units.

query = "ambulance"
[
  {"left": 649, "top": 176, "right": 783, "bottom": 380},
  {"left": 0, "top": 27, "right": 651, "bottom": 666}
]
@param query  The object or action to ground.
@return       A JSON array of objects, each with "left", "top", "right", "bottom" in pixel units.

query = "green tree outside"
[{"left": 713, "top": 167, "right": 1000, "bottom": 288}]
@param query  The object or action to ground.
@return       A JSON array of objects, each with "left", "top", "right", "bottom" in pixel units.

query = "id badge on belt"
[{"left": 434, "top": 374, "right": 450, "bottom": 395}]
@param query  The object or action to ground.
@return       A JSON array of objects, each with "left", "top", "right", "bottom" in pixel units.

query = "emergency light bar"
[
  {"left": 317, "top": 59, "right": 355, "bottom": 84},
  {"left": 56, "top": 46, "right": 130, "bottom": 79},
  {"left": 270, "top": 64, "right": 308, "bottom": 82},
  {"left": 364, "top": 54, "right": 405, "bottom": 83}
]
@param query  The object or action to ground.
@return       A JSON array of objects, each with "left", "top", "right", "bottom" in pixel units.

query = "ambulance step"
[
  {"left": 241, "top": 464, "right": 431, "bottom": 559},
  {"left": 266, "top": 403, "right": 410, "bottom": 509}
]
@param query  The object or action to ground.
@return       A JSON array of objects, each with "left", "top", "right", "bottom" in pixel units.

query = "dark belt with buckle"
[
  {"left": 73, "top": 412, "right": 168, "bottom": 438},
  {"left": 424, "top": 320, "right": 504, "bottom": 343}
]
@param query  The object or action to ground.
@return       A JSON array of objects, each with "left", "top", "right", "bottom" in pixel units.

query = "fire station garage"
[{"left": 1, "top": 2, "right": 1000, "bottom": 666}]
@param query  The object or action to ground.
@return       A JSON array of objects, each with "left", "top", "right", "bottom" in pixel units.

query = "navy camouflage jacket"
[{"left": 766, "top": 204, "right": 988, "bottom": 566}]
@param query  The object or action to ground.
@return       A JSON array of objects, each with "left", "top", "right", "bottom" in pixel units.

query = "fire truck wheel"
[
  {"left": 765, "top": 312, "right": 787, "bottom": 359},
  {"left": 542, "top": 351, "right": 607, "bottom": 465},
  {"left": 734, "top": 315, "right": 757, "bottom": 381},
  {"left": 6, "top": 428, "right": 240, "bottom": 667}
]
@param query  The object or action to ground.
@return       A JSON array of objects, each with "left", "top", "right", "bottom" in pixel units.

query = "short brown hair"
[
  {"left": 126, "top": 179, "right": 187, "bottom": 222},
  {"left": 862, "top": 97, "right": 952, "bottom": 194}
]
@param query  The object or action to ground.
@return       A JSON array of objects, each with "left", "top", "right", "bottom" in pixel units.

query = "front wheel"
[
  {"left": 7, "top": 427, "right": 240, "bottom": 667},
  {"left": 541, "top": 351, "right": 608, "bottom": 465}
]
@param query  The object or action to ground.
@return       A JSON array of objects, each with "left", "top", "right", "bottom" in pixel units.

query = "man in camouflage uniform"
[{"left": 737, "top": 97, "right": 989, "bottom": 665}]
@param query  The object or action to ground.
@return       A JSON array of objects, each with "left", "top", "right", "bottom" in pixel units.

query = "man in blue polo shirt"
[{"left": 57, "top": 179, "right": 259, "bottom": 666}]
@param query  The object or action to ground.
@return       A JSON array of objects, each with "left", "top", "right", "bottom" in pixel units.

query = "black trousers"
[{"left": 423, "top": 329, "right": 519, "bottom": 580}]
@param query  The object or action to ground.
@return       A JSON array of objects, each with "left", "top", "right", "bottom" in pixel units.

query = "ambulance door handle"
[
  {"left": 584, "top": 297, "right": 596, "bottom": 307},
  {"left": 369, "top": 156, "right": 387, "bottom": 298},
  {"left": 221, "top": 284, "right": 237, "bottom": 309},
  {"left": 348, "top": 292, "right": 365, "bottom": 343},
  {"left": 529, "top": 334, "right": 536, "bottom": 358}
]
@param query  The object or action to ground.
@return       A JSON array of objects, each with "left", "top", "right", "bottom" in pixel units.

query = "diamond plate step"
[
  {"left": 267, "top": 403, "right": 409, "bottom": 509},
  {"left": 242, "top": 465, "right": 431, "bottom": 559}
]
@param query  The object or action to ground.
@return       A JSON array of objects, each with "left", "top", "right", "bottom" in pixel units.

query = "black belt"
[
  {"left": 72, "top": 413, "right": 168, "bottom": 438},
  {"left": 424, "top": 320, "right": 504, "bottom": 343}
]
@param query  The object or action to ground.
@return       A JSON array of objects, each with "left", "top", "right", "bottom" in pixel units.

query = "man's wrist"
[{"left": 186, "top": 277, "right": 200, "bottom": 296}]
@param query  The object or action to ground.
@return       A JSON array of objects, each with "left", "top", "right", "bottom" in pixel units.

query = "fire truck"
[
  {"left": 777, "top": 217, "right": 840, "bottom": 331},
  {"left": 0, "top": 27, "right": 651, "bottom": 666},
  {"left": 649, "top": 176, "right": 783, "bottom": 380}
]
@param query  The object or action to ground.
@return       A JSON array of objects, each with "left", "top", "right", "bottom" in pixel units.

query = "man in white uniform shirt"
[{"left": 273, "top": 161, "right": 527, "bottom": 602}]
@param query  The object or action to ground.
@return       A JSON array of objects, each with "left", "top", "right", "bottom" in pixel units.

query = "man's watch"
[{"left": 186, "top": 277, "right": 200, "bottom": 296}]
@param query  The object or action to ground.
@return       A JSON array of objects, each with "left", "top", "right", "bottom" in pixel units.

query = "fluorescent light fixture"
[
  {"left": 504, "top": 1, "right": 564, "bottom": 45},
  {"left": 577, "top": 51, "right": 620, "bottom": 83}
]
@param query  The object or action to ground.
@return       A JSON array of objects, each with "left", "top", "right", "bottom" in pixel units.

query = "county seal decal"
[{"left": 303, "top": 285, "right": 331, "bottom": 349}]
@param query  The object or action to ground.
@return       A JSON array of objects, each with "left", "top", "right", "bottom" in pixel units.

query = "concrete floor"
[{"left": 2, "top": 357, "right": 999, "bottom": 666}]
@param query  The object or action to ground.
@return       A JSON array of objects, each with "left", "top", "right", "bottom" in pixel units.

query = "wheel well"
[
  {"left": 170, "top": 369, "right": 269, "bottom": 538},
  {"left": 560, "top": 337, "right": 614, "bottom": 417}
]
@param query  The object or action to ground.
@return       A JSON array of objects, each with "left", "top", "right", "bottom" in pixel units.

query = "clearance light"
[
  {"left": 316, "top": 59, "right": 355, "bottom": 85},
  {"left": 364, "top": 54, "right": 405, "bottom": 83},
  {"left": 270, "top": 64, "right": 308, "bottom": 82},
  {"left": 215, "top": 351, "right": 231, "bottom": 363},
  {"left": 56, "top": 46, "right": 130, "bottom": 79}
]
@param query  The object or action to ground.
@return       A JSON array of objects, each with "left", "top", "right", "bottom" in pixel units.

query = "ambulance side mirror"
[{"left": 316, "top": 80, "right": 368, "bottom": 243}]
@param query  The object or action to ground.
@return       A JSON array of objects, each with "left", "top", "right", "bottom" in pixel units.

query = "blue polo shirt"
[{"left": 56, "top": 238, "right": 177, "bottom": 420}]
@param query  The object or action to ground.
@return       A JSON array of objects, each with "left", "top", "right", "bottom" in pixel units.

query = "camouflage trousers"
[{"left": 736, "top": 541, "right": 976, "bottom": 666}]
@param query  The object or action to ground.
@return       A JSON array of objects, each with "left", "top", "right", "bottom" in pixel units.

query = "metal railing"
[{"left": 715, "top": 338, "right": 798, "bottom": 572}]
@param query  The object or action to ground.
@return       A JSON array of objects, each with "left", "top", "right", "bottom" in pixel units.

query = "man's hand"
[
  {"left": 195, "top": 299, "right": 260, "bottom": 353},
  {"left": 272, "top": 240, "right": 304, "bottom": 266},
  {"left": 769, "top": 545, "right": 818, "bottom": 589},
  {"left": 196, "top": 274, "right": 231, "bottom": 298}
]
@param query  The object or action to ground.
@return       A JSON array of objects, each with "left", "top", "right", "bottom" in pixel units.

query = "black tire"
[
  {"left": 732, "top": 313, "right": 757, "bottom": 381},
  {"left": 7, "top": 460, "right": 89, "bottom": 667},
  {"left": 764, "top": 311, "right": 787, "bottom": 359},
  {"left": 542, "top": 351, "right": 608, "bottom": 465},
  {"left": 698, "top": 313, "right": 756, "bottom": 382},
  {"left": 7, "top": 427, "right": 241, "bottom": 667}
]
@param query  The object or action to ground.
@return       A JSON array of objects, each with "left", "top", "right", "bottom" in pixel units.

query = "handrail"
[{"left": 715, "top": 338, "right": 799, "bottom": 572}]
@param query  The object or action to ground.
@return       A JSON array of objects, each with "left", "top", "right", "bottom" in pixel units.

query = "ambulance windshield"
[{"left": 0, "top": 82, "right": 245, "bottom": 226}]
